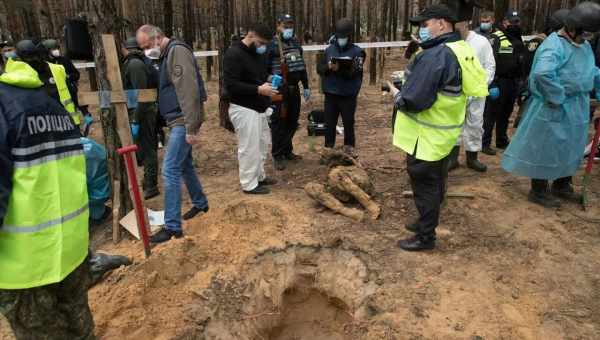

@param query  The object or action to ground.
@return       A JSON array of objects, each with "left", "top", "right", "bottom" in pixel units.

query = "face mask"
[
  {"left": 419, "top": 27, "right": 432, "bottom": 42},
  {"left": 3, "top": 51, "right": 16, "bottom": 60},
  {"left": 480, "top": 22, "right": 492, "bottom": 32},
  {"left": 144, "top": 46, "right": 161, "bottom": 59},
  {"left": 283, "top": 28, "right": 294, "bottom": 40},
  {"left": 505, "top": 25, "right": 522, "bottom": 37},
  {"left": 337, "top": 37, "right": 348, "bottom": 47},
  {"left": 51, "top": 49, "right": 60, "bottom": 57},
  {"left": 255, "top": 44, "right": 267, "bottom": 55}
]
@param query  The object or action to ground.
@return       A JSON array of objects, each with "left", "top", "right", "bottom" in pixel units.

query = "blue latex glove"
[
  {"left": 304, "top": 88, "right": 311, "bottom": 101},
  {"left": 488, "top": 87, "right": 500, "bottom": 100},
  {"left": 130, "top": 123, "right": 140, "bottom": 139},
  {"left": 83, "top": 114, "right": 93, "bottom": 126}
]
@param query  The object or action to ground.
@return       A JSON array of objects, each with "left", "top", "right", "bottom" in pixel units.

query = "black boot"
[
  {"left": 551, "top": 177, "right": 583, "bottom": 203},
  {"left": 183, "top": 205, "right": 209, "bottom": 220},
  {"left": 398, "top": 235, "right": 436, "bottom": 251},
  {"left": 447, "top": 146, "right": 460, "bottom": 172},
  {"left": 466, "top": 151, "right": 487, "bottom": 172},
  {"left": 528, "top": 179, "right": 561, "bottom": 208},
  {"left": 481, "top": 146, "right": 497, "bottom": 156}
]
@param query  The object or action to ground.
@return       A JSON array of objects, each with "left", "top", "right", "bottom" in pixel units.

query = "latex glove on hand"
[
  {"left": 303, "top": 88, "right": 311, "bottom": 101},
  {"left": 488, "top": 87, "right": 500, "bottom": 100},
  {"left": 83, "top": 114, "right": 93, "bottom": 126},
  {"left": 130, "top": 123, "right": 140, "bottom": 139},
  {"left": 387, "top": 81, "right": 400, "bottom": 97}
]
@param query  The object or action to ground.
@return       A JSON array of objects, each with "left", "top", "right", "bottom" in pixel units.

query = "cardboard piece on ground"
[{"left": 120, "top": 209, "right": 163, "bottom": 239}]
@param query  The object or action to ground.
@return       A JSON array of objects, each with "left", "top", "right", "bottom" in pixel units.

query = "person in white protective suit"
[
  {"left": 448, "top": 22, "right": 496, "bottom": 172},
  {"left": 223, "top": 23, "right": 279, "bottom": 195}
]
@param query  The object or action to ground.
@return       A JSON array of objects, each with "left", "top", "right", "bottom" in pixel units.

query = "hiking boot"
[
  {"left": 285, "top": 153, "right": 303, "bottom": 162},
  {"left": 244, "top": 185, "right": 270, "bottom": 195},
  {"left": 481, "top": 146, "right": 497, "bottom": 156},
  {"left": 398, "top": 235, "right": 436, "bottom": 251},
  {"left": 447, "top": 146, "right": 460, "bottom": 172},
  {"left": 274, "top": 158, "right": 287, "bottom": 171},
  {"left": 528, "top": 190, "right": 561, "bottom": 208},
  {"left": 259, "top": 177, "right": 278, "bottom": 186},
  {"left": 150, "top": 228, "right": 183, "bottom": 244},
  {"left": 551, "top": 182, "right": 583, "bottom": 204},
  {"left": 144, "top": 187, "right": 160, "bottom": 200},
  {"left": 405, "top": 222, "right": 418, "bottom": 233},
  {"left": 466, "top": 151, "right": 487, "bottom": 172},
  {"left": 183, "top": 205, "right": 209, "bottom": 220}
]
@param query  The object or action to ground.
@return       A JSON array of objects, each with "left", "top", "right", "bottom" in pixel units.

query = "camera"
[{"left": 381, "top": 71, "right": 405, "bottom": 92}]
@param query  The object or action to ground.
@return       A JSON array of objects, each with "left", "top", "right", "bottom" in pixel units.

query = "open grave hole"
[{"left": 200, "top": 245, "right": 379, "bottom": 340}]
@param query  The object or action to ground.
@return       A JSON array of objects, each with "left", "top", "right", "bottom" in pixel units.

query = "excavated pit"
[{"left": 200, "top": 245, "right": 379, "bottom": 340}]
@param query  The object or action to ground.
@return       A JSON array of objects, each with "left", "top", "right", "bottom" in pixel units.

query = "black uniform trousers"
[
  {"left": 406, "top": 152, "right": 450, "bottom": 240},
  {"left": 132, "top": 104, "right": 159, "bottom": 191},
  {"left": 271, "top": 85, "right": 301, "bottom": 160},
  {"left": 324, "top": 93, "right": 358, "bottom": 148},
  {"left": 483, "top": 77, "right": 519, "bottom": 148}
]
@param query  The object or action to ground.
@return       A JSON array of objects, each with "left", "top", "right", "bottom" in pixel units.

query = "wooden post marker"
[{"left": 78, "top": 34, "right": 157, "bottom": 245}]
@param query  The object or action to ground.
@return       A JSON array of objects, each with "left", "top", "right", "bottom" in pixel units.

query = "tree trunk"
[{"left": 88, "top": 0, "right": 133, "bottom": 218}]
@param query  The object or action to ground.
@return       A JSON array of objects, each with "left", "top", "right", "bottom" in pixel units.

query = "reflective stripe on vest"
[
  {"left": 0, "top": 132, "right": 88, "bottom": 289},
  {"left": 493, "top": 31, "right": 514, "bottom": 54},
  {"left": 393, "top": 42, "right": 486, "bottom": 162},
  {"left": 48, "top": 62, "right": 80, "bottom": 125}
]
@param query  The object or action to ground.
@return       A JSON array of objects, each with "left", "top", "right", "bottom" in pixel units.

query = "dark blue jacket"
[
  {"left": 158, "top": 40, "right": 207, "bottom": 123},
  {"left": 395, "top": 32, "right": 462, "bottom": 113},
  {"left": 317, "top": 38, "right": 365, "bottom": 97}
]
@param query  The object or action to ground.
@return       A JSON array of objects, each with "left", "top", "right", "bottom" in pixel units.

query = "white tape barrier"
[{"left": 74, "top": 36, "right": 537, "bottom": 69}]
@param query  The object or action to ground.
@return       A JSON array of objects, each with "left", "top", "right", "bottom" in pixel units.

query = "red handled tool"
[
  {"left": 582, "top": 117, "right": 600, "bottom": 210},
  {"left": 118, "top": 145, "right": 151, "bottom": 257}
]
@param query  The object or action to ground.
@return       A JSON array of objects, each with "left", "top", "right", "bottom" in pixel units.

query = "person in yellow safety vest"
[
  {"left": 15, "top": 39, "right": 81, "bottom": 126},
  {"left": 0, "top": 59, "right": 94, "bottom": 339},
  {"left": 387, "top": 4, "right": 488, "bottom": 251}
]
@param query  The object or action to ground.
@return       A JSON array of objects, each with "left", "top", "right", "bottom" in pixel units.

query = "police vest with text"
[
  {"left": 393, "top": 41, "right": 489, "bottom": 162},
  {"left": 0, "top": 60, "right": 89, "bottom": 289}
]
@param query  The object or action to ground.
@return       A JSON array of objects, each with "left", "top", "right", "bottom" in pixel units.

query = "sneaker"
[
  {"left": 397, "top": 235, "right": 435, "bottom": 251},
  {"left": 343, "top": 145, "right": 358, "bottom": 158},
  {"left": 259, "top": 177, "right": 278, "bottom": 186},
  {"left": 150, "top": 228, "right": 183, "bottom": 244},
  {"left": 481, "top": 146, "right": 497, "bottom": 156},
  {"left": 183, "top": 205, "right": 209, "bottom": 220},
  {"left": 143, "top": 187, "right": 160, "bottom": 200},
  {"left": 243, "top": 186, "right": 270, "bottom": 195}
]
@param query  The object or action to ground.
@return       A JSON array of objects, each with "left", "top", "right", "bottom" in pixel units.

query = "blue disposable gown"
[{"left": 502, "top": 33, "right": 600, "bottom": 180}]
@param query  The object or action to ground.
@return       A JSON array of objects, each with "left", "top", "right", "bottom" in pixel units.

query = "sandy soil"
[{"left": 86, "top": 50, "right": 600, "bottom": 340}]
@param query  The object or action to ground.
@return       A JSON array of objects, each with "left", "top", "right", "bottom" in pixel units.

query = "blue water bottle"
[{"left": 271, "top": 75, "right": 283, "bottom": 89}]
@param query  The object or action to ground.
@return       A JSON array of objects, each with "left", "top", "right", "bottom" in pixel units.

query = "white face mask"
[
  {"left": 51, "top": 49, "right": 60, "bottom": 57},
  {"left": 144, "top": 38, "right": 161, "bottom": 59},
  {"left": 144, "top": 48, "right": 160, "bottom": 59}
]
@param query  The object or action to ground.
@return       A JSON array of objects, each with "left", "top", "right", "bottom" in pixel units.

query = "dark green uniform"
[{"left": 122, "top": 51, "right": 159, "bottom": 193}]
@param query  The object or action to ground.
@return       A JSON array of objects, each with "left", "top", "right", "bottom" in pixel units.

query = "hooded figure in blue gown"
[{"left": 501, "top": 2, "right": 600, "bottom": 208}]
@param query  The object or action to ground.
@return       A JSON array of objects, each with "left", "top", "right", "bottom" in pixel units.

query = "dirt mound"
[{"left": 200, "top": 245, "right": 378, "bottom": 339}]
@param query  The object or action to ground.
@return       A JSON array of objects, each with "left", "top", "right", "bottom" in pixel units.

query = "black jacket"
[
  {"left": 395, "top": 32, "right": 462, "bottom": 113},
  {"left": 223, "top": 41, "right": 271, "bottom": 113},
  {"left": 122, "top": 51, "right": 154, "bottom": 122},
  {"left": 50, "top": 55, "right": 80, "bottom": 83}
]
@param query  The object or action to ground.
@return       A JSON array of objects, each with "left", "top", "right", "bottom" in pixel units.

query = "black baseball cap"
[
  {"left": 277, "top": 14, "right": 294, "bottom": 23},
  {"left": 505, "top": 10, "right": 520, "bottom": 22},
  {"left": 410, "top": 4, "right": 457, "bottom": 25}
]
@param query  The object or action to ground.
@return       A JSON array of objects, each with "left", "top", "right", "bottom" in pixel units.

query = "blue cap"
[{"left": 277, "top": 14, "right": 294, "bottom": 23}]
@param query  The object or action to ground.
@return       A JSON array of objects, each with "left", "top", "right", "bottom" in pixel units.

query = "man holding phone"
[
  {"left": 317, "top": 18, "right": 365, "bottom": 156},
  {"left": 224, "top": 23, "right": 279, "bottom": 195}
]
